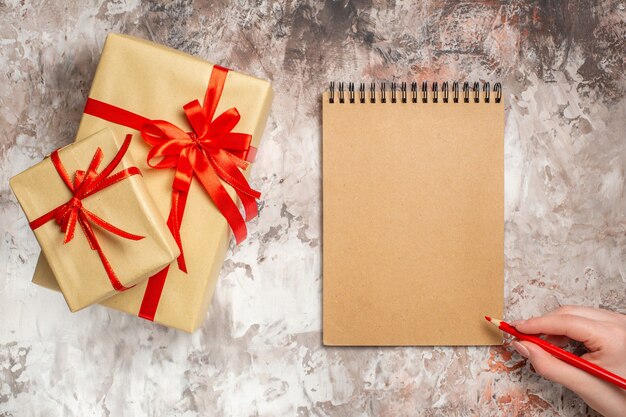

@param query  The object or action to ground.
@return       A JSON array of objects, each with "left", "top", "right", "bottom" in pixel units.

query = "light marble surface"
[{"left": 1, "top": 1, "right": 625, "bottom": 416}]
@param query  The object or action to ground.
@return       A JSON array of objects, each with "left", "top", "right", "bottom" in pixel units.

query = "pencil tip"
[{"left": 485, "top": 317, "right": 503, "bottom": 327}]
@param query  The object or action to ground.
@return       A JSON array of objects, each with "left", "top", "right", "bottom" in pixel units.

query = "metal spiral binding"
[
  {"left": 328, "top": 81, "right": 502, "bottom": 104},
  {"left": 494, "top": 83, "right": 502, "bottom": 103},
  {"left": 483, "top": 82, "right": 490, "bottom": 103}
]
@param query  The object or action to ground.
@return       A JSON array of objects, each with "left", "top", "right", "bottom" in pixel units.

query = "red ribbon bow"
[
  {"left": 84, "top": 65, "right": 260, "bottom": 274},
  {"left": 82, "top": 65, "right": 261, "bottom": 321},
  {"left": 140, "top": 69, "right": 260, "bottom": 272},
  {"left": 29, "top": 134, "right": 144, "bottom": 291}
]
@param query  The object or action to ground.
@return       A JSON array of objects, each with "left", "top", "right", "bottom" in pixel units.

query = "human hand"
[{"left": 511, "top": 306, "right": 626, "bottom": 417}]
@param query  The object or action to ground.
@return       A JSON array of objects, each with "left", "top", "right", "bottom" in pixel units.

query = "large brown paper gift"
[
  {"left": 33, "top": 33, "right": 273, "bottom": 332},
  {"left": 11, "top": 128, "right": 179, "bottom": 311}
]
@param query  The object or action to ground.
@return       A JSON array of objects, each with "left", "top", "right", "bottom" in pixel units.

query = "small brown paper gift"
[
  {"left": 33, "top": 33, "right": 273, "bottom": 331},
  {"left": 11, "top": 128, "right": 179, "bottom": 311}
]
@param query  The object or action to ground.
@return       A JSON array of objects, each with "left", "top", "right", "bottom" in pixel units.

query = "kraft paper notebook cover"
[{"left": 322, "top": 81, "right": 504, "bottom": 346}]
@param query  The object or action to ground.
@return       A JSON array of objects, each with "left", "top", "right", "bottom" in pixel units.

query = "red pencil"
[{"left": 485, "top": 316, "right": 626, "bottom": 390}]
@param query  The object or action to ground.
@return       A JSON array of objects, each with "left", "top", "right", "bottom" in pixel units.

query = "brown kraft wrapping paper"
[
  {"left": 33, "top": 33, "right": 273, "bottom": 332},
  {"left": 11, "top": 128, "right": 179, "bottom": 311}
]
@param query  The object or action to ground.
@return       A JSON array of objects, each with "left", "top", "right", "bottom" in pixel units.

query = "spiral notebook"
[{"left": 323, "top": 81, "right": 504, "bottom": 346}]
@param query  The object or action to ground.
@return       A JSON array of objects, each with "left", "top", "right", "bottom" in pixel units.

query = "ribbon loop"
[
  {"left": 29, "top": 134, "right": 144, "bottom": 291},
  {"left": 183, "top": 99, "right": 208, "bottom": 136},
  {"left": 205, "top": 108, "right": 241, "bottom": 139}
]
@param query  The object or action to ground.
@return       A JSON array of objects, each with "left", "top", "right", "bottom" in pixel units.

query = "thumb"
[{"left": 513, "top": 341, "right": 597, "bottom": 392}]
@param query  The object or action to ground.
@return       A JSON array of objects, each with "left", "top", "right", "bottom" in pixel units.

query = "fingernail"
[
  {"left": 510, "top": 320, "right": 525, "bottom": 327},
  {"left": 513, "top": 341, "right": 530, "bottom": 358}
]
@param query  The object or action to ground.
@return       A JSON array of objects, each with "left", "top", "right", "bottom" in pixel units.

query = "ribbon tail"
[
  {"left": 63, "top": 209, "right": 78, "bottom": 244},
  {"left": 193, "top": 153, "right": 248, "bottom": 244},
  {"left": 83, "top": 209, "right": 145, "bottom": 241},
  {"left": 245, "top": 146, "right": 257, "bottom": 163},
  {"left": 210, "top": 150, "right": 261, "bottom": 222},
  {"left": 237, "top": 191, "right": 258, "bottom": 222},
  {"left": 210, "top": 150, "right": 260, "bottom": 198},
  {"left": 77, "top": 215, "right": 132, "bottom": 292},
  {"left": 168, "top": 150, "right": 194, "bottom": 273},
  {"left": 168, "top": 190, "right": 189, "bottom": 273}
]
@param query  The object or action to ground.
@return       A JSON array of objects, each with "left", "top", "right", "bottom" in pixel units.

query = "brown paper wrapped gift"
[
  {"left": 33, "top": 33, "right": 273, "bottom": 331},
  {"left": 11, "top": 128, "right": 179, "bottom": 311}
]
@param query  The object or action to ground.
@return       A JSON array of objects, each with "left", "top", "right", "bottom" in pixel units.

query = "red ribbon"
[
  {"left": 82, "top": 65, "right": 260, "bottom": 321},
  {"left": 30, "top": 134, "right": 144, "bottom": 291}
]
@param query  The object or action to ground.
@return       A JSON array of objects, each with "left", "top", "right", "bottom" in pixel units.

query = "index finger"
[
  {"left": 547, "top": 305, "right": 626, "bottom": 326},
  {"left": 512, "top": 314, "right": 604, "bottom": 348}
]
